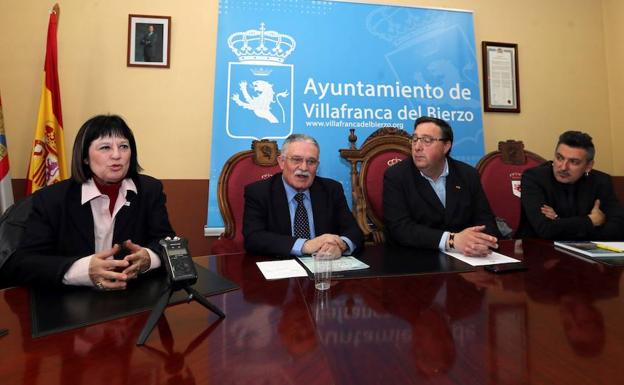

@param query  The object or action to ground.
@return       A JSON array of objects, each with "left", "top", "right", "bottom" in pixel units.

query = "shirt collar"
[
  {"left": 81, "top": 178, "right": 137, "bottom": 205},
  {"left": 419, "top": 158, "right": 449, "bottom": 183},
  {"left": 282, "top": 176, "right": 310, "bottom": 203}
]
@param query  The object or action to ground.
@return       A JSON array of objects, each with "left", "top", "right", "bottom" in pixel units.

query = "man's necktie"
[{"left": 293, "top": 193, "right": 311, "bottom": 239}]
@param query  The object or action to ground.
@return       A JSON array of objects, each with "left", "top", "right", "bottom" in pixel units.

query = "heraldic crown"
[{"left": 227, "top": 23, "right": 296, "bottom": 63}]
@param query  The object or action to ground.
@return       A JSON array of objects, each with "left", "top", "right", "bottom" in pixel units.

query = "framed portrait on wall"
[{"left": 127, "top": 14, "right": 171, "bottom": 68}]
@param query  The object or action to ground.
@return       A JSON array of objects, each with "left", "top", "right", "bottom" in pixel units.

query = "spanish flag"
[
  {"left": 0, "top": 93, "right": 14, "bottom": 213},
  {"left": 26, "top": 4, "right": 67, "bottom": 195}
]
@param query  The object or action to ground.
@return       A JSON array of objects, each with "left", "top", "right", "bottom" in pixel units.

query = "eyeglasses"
[
  {"left": 411, "top": 136, "right": 448, "bottom": 146},
  {"left": 283, "top": 156, "right": 319, "bottom": 167}
]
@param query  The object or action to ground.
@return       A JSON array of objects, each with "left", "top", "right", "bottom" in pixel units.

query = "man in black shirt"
[{"left": 517, "top": 131, "right": 624, "bottom": 240}]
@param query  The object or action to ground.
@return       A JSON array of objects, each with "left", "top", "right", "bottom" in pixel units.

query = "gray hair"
[{"left": 281, "top": 133, "right": 320, "bottom": 155}]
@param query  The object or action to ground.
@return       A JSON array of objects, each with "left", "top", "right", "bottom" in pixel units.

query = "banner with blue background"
[{"left": 207, "top": 0, "right": 484, "bottom": 232}]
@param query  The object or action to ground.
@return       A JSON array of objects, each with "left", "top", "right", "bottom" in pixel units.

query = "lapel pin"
[
  {"left": 124, "top": 202, "right": 131, "bottom": 206},
  {"left": 455, "top": 185, "right": 461, "bottom": 190}
]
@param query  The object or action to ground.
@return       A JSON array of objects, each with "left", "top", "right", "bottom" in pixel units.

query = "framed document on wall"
[{"left": 482, "top": 42, "right": 520, "bottom": 113}]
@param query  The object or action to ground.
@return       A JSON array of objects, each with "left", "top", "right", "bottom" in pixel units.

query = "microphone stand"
[{"left": 136, "top": 279, "right": 225, "bottom": 346}]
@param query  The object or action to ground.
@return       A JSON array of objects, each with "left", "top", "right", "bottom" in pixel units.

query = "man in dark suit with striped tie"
[{"left": 243, "top": 134, "right": 363, "bottom": 257}]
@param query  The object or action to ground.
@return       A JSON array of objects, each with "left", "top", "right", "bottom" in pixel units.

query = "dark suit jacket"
[
  {"left": 0, "top": 195, "right": 33, "bottom": 273},
  {"left": 243, "top": 173, "right": 363, "bottom": 256},
  {"left": 0, "top": 175, "right": 175, "bottom": 287},
  {"left": 141, "top": 32, "right": 157, "bottom": 61},
  {"left": 516, "top": 161, "right": 624, "bottom": 240},
  {"left": 383, "top": 157, "right": 499, "bottom": 249}
]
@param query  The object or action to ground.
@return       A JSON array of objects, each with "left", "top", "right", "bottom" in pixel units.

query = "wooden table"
[{"left": 1, "top": 239, "right": 624, "bottom": 385}]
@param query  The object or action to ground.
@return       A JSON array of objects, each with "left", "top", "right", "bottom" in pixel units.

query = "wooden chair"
[
  {"left": 211, "top": 140, "right": 281, "bottom": 254},
  {"left": 339, "top": 127, "right": 412, "bottom": 244},
  {"left": 476, "top": 140, "right": 546, "bottom": 237}
]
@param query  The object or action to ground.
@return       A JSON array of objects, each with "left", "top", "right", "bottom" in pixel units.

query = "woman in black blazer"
[{"left": 0, "top": 115, "right": 174, "bottom": 289}]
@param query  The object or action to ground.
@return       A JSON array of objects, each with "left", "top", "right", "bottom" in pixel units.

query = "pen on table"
[{"left": 594, "top": 243, "right": 624, "bottom": 253}]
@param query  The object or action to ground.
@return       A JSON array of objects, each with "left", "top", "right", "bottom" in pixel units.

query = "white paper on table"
[
  {"left": 297, "top": 256, "right": 369, "bottom": 273},
  {"left": 256, "top": 260, "right": 309, "bottom": 280},
  {"left": 444, "top": 250, "right": 520, "bottom": 266}
]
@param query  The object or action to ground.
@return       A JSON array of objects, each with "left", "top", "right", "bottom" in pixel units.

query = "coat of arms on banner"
[
  {"left": 226, "top": 23, "right": 295, "bottom": 140},
  {"left": 510, "top": 172, "right": 522, "bottom": 198}
]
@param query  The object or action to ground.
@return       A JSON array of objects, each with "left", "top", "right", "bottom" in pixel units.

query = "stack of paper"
[{"left": 554, "top": 241, "right": 624, "bottom": 258}]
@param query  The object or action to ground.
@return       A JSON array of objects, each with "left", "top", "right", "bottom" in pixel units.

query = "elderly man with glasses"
[
  {"left": 243, "top": 133, "right": 363, "bottom": 257},
  {"left": 383, "top": 117, "right": 500, "bottom": 257}
]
